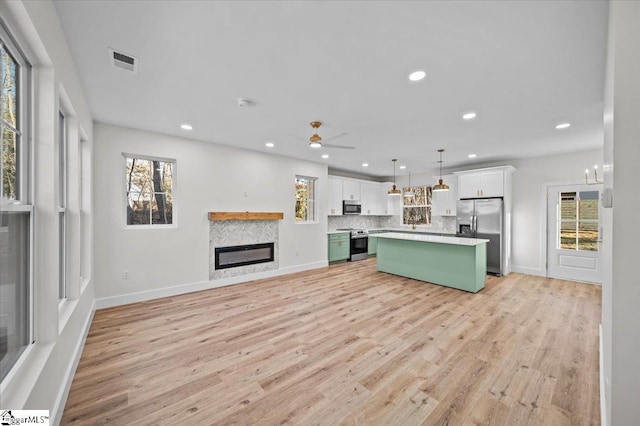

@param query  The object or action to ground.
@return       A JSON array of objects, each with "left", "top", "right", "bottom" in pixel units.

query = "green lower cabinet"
[
  {"left": 328, "top": 233, "right": 350, "bottom": 262},
  {"left": 368, "top": 230, "right": 384, "bottom": 256},
  {"left": 368, "top": 237, "right": 377, "bottom": 255}
]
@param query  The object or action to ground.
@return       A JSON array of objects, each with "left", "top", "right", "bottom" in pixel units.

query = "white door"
[{"left": 547, "top": 184, "right": 603, "bottom": 283}]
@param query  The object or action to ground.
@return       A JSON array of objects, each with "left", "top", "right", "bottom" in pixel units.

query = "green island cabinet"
[
  {"left": 328, "top": 232, "right": 350, "bottom": 262},
  {"left": 376, "top": 233, "right": 488, "bottom": 293}
]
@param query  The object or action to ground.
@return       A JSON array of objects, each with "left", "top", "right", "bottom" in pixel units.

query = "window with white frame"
[
  {"left": 124, "top": 154, "right": 175, "bottom": 226},
  {"left": 295, "top": 176, "right": 317, "bottom": 223},
  {"left": 1, "top": 24, "right": 32, "bottom": 382},
  {"left": 58, "top": 110, "right": 67, "bottom": 299},
  {"left": 402, "top": 186, "right": 432, "bottom": 225}
]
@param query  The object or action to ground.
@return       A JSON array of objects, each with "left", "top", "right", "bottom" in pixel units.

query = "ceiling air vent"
[{"left": 108, "top": 48, "right": 139, "bottom": 73}]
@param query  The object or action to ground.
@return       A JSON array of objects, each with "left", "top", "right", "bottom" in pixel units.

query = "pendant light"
[
  {"left": 433, "top": 148, "right": 450, "bottom": 192},
  {"left": 388, "top": 159, "right": 401, "bottom": 195},
  {"left": 404, "top": 172, "right": 415, "bottom": 199}
]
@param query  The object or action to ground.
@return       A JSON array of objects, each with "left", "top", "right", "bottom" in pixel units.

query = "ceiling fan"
[{"left": 301, "top": 121, "right": 356, "bottom": 150}]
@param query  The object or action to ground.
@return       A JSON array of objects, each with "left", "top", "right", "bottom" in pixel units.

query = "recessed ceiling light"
[
  {"left": 399, "top": 165, "right": 407, "bottom": 169},
  {"left": 321, "top": 154, "right": 329, "bottom": 159},
  {"left": 362, "top": 163, "right": 369, "bottom": 167},
  {"left": 555, "top": 122, "right": 571, "bottom": 129},
  {"left": 468, "top": 154, "right": 477, "bottom": 158},
  {"left": 408, "top": 70, "right": 426, "bottom": 82},
  {"left": 180, "top": 123, "right": 193, "bottom": 130},
  {"left": 462, "top": 112, "right": 477, "bottom": 120},
  {"left": 265, "top": 142, "right": 274, "bottom": 148}
]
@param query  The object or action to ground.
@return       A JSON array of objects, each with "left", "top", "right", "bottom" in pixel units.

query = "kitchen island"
[{"left": 375, "top": 232, "right": 489, "bottom": 293}]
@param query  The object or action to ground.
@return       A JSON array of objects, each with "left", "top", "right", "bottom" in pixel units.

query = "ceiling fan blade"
[
  {"left": 322, "top": 143, "right": 356, "bottom": 150},
  {"left": 321, "top": 131, "right": 349, "bottom": 142},
  {"left": 283, "top": 132, "right": 308, "bottom": 143}
]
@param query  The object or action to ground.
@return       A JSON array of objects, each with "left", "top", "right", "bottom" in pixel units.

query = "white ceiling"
[{"left": 53, "top": 0, "right": 608, "bottom": 177}]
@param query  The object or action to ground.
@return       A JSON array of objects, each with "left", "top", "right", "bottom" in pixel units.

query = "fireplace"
[
  {"left": 215, "top": 243, "right": 275, "bottom": 270},
  {"left": 208, "top": 213, "right": 282, "bottom": 280}
]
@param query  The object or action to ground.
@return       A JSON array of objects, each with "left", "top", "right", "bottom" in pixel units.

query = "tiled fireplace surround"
[{"left": 209, "top": 220, "right": 279, "bottom": 280}]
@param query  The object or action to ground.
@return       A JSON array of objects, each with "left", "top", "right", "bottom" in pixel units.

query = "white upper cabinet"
[
  {"left": 327, "top": 177, "right": 396, "bottom": 216},
  {"left": 385, "top": 183, "right": 403, "bottom": 216},
  {"left": 328, "top": 176, "right": 343, "bottom": 216},
  {"left": 360, "top": 182, "right": 379, "bottom": 215},
  {"left": 478, "top": 170, "right": 504, "bottom": 197},
  {"left": 431, "top": 175, "right": 457, "bottom": 216},
  {"left": 456, "top": 168, "right": 508, "bottom": 198},
  {"left": 380, "top": 184, "right": 392, "bottom": 215},
  {"left": 342, "top": 180, "right": 360, "bottom": 201}
]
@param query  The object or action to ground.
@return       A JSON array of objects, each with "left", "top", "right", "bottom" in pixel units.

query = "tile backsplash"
[{"left": 328, "top": 215, "right": 456, "bottom": 234}]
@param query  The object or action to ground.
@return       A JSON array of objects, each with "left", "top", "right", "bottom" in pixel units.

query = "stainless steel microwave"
[{"left": 343, "top": 200, "right": 362, "bottom": 215}]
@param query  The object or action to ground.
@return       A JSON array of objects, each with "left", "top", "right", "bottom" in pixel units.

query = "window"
[
  {"left": 403, "top": 186, "right": 432, "bottom": 225},
  {"left": 1, "top": 25, "right": 32, "bottom": 382},
  {"left": 295, "top": 176, "right": 317, "bottom": 223},
  {"left": 125, "top": 155, "right": 175, "bottom": 226},
  {"left": 58, "top": 110, "right": 67, "bottom": 299},
  {"left": 558, "top": 191, "right": 599, "bottom": 251}
]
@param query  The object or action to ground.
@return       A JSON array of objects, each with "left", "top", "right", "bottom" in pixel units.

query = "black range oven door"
[{"left": 350, "top": 235, "right": 368, "bottom": 261}]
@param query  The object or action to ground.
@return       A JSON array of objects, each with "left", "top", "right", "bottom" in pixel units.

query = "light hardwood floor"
[{"left": 62, "top": 258, "right": 601, "bottom": 425}]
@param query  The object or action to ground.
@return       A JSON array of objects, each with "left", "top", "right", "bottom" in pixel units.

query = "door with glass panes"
[{"left": 547, "top": 184, "right": 602, "bottom": 283}]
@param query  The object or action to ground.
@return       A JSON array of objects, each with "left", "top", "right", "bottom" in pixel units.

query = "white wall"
[
  {"left": 2, "top": 0, "right": 95, "bottom": 422},
  {"left": 93, "top": 123, "right": 328, "bottom": 305},
  {"left": 602, "top": 1, "right": 640, "bottom": 424},
  {"left": 506, "top": 150, "right": 603, "bottom": 275},
  {"left": 396, "top": 149, "right": 603, "bottom": 276}
]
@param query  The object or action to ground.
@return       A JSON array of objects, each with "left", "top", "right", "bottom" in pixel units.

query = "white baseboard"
[
  {"left": 600, "top": 323, "right": 607, "bottom": 426},
  {"left": 510, "top": 265, "right": 546, "bottom": 277},
  {"left": 52, "top": 300, "right": 96, "bottom": 426},
  {"left": 95, "top": 261, "right": 329, "bottom": 309}
]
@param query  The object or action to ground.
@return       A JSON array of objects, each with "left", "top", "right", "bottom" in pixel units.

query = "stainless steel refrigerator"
[{"left": 456, "top": 198, "right": 504, "bottom": 276}]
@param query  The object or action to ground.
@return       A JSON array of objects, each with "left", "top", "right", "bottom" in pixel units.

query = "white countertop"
[
  {"left": 375, "top": 232, "right": 489, "bottom": 246},
  {"left": 328, "top": 228, "right": 454, "bottom": 235},
  {"left": 369, "top": 227, "right": 454, "bottom": 234}
]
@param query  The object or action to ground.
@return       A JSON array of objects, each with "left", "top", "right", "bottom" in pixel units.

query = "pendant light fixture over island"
[
  {"left": 404, "top": 172, "right": 415, "bottom": 199},
  {"left": 433, "top": 149, "right": 450, "bottom": 192},
  {"left": 388, "top": 159, "right": 402, "bottom": 196}
]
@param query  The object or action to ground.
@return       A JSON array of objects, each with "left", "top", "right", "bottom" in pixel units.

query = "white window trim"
[
  {"left": 122, "top": 153, "right": 177, "bottom": 228},
  {"left": 0, "top": 17, "right": 34, "bottom": 385},
  {"left": 402, "top": 185, "right": 432, "bottom": 226},
  {"left": 58, "top": 109, "right": 67, "bottom": 300},
  {"left": 1, "top": 22, "right": 31, "bottom": 207},
  {"left": 295, "top": 175, "right": 318, "bottom": 224}
]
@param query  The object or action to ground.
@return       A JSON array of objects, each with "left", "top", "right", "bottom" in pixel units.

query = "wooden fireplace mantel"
[{"left": 208, "top": 212, "right": 284, "bottom": 221}]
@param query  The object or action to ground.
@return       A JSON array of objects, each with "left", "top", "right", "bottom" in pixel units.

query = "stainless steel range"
[{"left": 336, "top": 228, "right": 369, "bottom": 261}]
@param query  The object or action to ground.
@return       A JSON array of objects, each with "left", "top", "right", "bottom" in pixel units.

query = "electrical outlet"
[
  {"left": 243, "top": 191, "right": 248, "bottom": 197},
  {"left": 123, "top": 270, "right": 130, "bottom": 280},
  {"left": 295, "top": 250, "right": 300, "bottom": 257}
]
